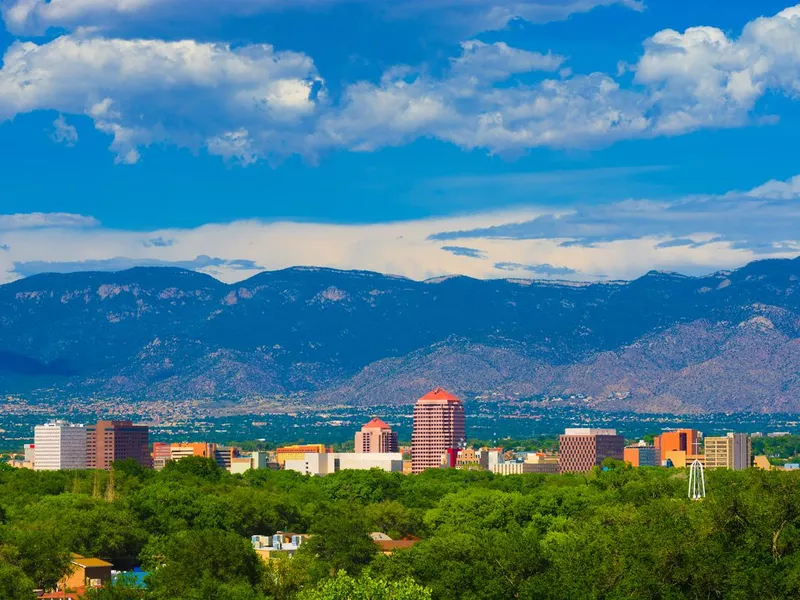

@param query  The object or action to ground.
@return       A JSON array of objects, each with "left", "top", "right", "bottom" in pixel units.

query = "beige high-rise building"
[
  {"left": 411, "top": 388, "right": 466, "bottom": 474},
  {"left": 704, "top": 433, "right": 751, "bottom": 470},
  {"left": 355, "top": 418, "right": 398, "bottom": 453}
]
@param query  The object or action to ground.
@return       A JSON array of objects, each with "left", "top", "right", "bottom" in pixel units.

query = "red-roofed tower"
[
  {"left": 355, "top": 417, "right": 399, "bottom": 453},
  {"left": 411, "top": 388, "right": 466, "bottom": 473}
]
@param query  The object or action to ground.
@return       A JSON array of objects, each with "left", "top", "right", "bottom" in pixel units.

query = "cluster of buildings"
[
  {"left": 28, "top": 420, "right": 151, "bottom": 472},
  {"left": 14, "top": 391, "right": 778, "bottom": 478}
]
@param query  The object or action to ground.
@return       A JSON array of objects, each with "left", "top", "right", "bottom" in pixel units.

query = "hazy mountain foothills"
[{"left": 2, "top": 258, "right": 800, "bottom": 413}]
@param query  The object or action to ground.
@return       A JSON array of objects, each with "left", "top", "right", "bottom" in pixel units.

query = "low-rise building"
[
  {"left": 624, "top": 445, "right": 659, "bottom": 467},
  {"left": 283, "top": 452, "right": 403, "bottom": 475},
  {"left": 276, "top": 444, "right": 329, "bottom": 468},
  {"left": 252, "top": 532, "right": 309, "bottom": 561},
  {"left": 58, "top": 554, "right": 113, "bottom": 593}
]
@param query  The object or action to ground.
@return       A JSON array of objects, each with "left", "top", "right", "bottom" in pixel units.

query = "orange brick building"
[{"left": 654, "top": 429, "right": 701, "bottom": 465}]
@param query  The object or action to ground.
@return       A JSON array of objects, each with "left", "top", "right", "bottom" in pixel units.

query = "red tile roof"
[
  {"left": 362, "top": 418, "right": 391, "bottom": 430},
  {"left": 419, "top": 387, "right": 460, "bottom": 402}
]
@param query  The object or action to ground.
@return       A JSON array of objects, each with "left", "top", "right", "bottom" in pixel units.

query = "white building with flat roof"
[
  {"left": 283, "top": 452, "right": 403, "bottom": 476},
  {"left": 33, "top": 421, "right": 87, "bottom": 471}
]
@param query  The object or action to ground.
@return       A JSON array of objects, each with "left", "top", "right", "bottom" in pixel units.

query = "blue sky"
[{"left": 2, "top": 0, "right": 800, "bottom": 283}]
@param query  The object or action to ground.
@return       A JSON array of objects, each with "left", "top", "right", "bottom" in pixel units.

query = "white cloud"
[
  {"left": 3, "top": 6, "right": 800, "bottom": 163},
  {"left": 51, "top": 114, "right": 78, "bottom": 145},
  {"left": 1, "top": 0, "right": 642, "bottom": 36},
  {"left": 0, "top": 36, "right": 323, "bottom": 162},
  {"left": 2, "top": 173, "right": 799, "bottom": 285},
  {"left": 0, "top": 212, "right": 99, "bottom": 230}
]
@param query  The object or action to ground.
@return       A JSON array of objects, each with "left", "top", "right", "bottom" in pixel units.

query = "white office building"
[
  {"left": 283, "top": 452, "right": 403, "bottom": 476},
  {"left": 33, "top": 421, "right": 87, "bottom": 471}
]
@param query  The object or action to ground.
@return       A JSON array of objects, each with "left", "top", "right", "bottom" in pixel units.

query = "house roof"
[
  {"left": 374, "top": 538, "right": 421, "bottom": 553},
  {"left": 419, "top": 387, "right": 460, "bottom": 402},
  {"left": 71, "top": 554, "right": 113, "bottom": 568},
  {"left": 362, "top": 418, "right": 391, "bottom": 430}
]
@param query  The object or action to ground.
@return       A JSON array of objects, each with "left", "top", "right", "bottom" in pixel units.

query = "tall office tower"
[
  {"left": 559, "top": 428, "right": 625, "bottom": 473},
  {"left": 705, "top": 433, "right": 752, "bottom": 470},
  {"left": 654, "top": 429, "right": 702, "bottom": 465},
  {"left": 33, "top": 421, "right": 87, "bottom": 471},
  {"left": 87, "top": 420, "right": 152, "bottom": 470},
  {"left": 355, "top": 418, "right": 399, "bottom": 453},
  {"left": 411, "top": 388, "right": 466, "bottom": 474}
]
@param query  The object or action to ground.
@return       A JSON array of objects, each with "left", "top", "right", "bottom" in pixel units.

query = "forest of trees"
[{"left": 2, "top": 457, "right": 800, "bottom": 599}]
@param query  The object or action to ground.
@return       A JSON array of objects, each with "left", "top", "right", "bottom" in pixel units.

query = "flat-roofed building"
[
  {"left": 559, "top": 428, "right": 624, "bottom": 473},
  {"left": 655, "top": 429, "right": 701, "bottom": 465},
  {"left": 34, "top": 421, "right": 87, "bottom": 471},
  {"left": 276, "top": 444, "right": 328, "bottom": 467},
  {"left": 87, "top": 420, "right": 151, "bottom": 470},
  {"left": 624, "top": 445, "right": 659, "bottom": 467},
  {"left": 705, "top": 433, "right": 751, "bottom": 470}
]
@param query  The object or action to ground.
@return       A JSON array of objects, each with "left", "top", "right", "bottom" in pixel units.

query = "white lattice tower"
[{"left": 688, "top": 458, "right": 706, "bottom": 501}]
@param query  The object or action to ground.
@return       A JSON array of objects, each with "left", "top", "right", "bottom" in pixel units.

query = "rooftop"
[
  {"left": 418, "top": 387, "right": 460, "bottom": 402},
  {"left": 71, "top": 554, "right": 113, "bottom": 568},
  {"left": 362, "top": 418, "right": 391, "bottom": 430}
]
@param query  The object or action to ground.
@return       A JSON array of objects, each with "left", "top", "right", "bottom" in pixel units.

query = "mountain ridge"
[{"left": 3, "top": 257, "right": 800, "bottom": 413}]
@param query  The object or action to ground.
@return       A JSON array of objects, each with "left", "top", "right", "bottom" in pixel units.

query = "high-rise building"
[
  {"left": 33, "top": 421, "right": 87, "bottom": 471},
  {"left": 559, "top": 428, "right": 625, "bottom": 473},
  {"left": 654, "top": 429, "right": 701, "bottom": 465},
  {"left": 355, "top": 418, "right": 399, "bottom": 453},
  {"left": 705, "top": 433, "right": 751, "bottom": 470},
  {"left": 87, "top": 420, "right": 152, "bottom": 470},
  {"left": 411, "top": 388, "right": 466, "bottom": 474}
]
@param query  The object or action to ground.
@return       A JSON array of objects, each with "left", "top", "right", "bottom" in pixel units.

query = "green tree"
[
  {"left": 0, "top": 562, "right": 37, "bottom": 600},
  {"left": 299, "top": 571, "right": 432, "bottom": 600},
  {"left": 302, "top": 504, "right": 378, "bottom": 576},
  {"left": 144, "top": 529, "right": 266, "bottom": 599}
]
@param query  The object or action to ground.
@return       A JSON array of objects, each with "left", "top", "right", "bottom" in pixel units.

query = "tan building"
[
  {"left": 705, "top": 433, "right": 751, "bottom": 470},
  {"left": 355, "top": 418, "right": 399, "bottom": 453},
  {"left": 665, "top": 450, "right": 705, "bottom": 468},
  {"left": 58, "top": 554, "right": 112, "bottom": 592},
  {"left": 276, "top": 444, "right": 328, "bottom": 467}
]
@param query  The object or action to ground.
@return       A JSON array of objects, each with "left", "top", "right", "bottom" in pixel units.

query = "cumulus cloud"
[
  {"left": 0, "top": 213, "right": 99, "bottom": 230},
  {"left": 0, "top": 36, "right": 323, "bottom": 162},
  {"left": 2, "top": 173, "right": 800, "bottom": 286},
  {"left": 1, "top": 0, "right": 642, "bottom": 36},
  {"left": 51, "top": 114, "right": 78, "bottom": 146},
  {"left": 3, "top": 6, "right": 800, "bottom": 162}
]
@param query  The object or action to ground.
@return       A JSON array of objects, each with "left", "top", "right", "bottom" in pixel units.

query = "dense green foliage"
[
  {"left": 2, "top": 459, "right": 800, "bottom": 598},
  {"left": 752, "top": 434, "right": 800, "bottom": 464}
]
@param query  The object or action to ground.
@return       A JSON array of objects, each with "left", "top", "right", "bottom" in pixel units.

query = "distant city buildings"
[
  {"left": 705, "top": 432, "right": 751, "bottom": 470},
  {"left": 33, "top": 421, "right": 87, "bottom": 471},
  {"left": 355, "top": 418, "right": 398, "bottom": 453},
  {"left": 276, "top": 444, "right": 329, "bottom": 468},
  {"left": 283, "top": 452, "right": 403, "bottom": 476},
  {"left": 87, "top": 420, "right": 151, "bottom": 470},
  {"left": 252, "top": 532, "right": 309, "bottom": 561},
  {"left": 624, "top": 445, "right": 659, "bottom": 467},
  {"left": 654, "top": 429, "right": 701, "bottom": 466},
  {"left": 411, "top": 388, "right": 466, "bottom": 474},
  {"left": 559, "top": 428, "right": 624, "bottom": 473}
]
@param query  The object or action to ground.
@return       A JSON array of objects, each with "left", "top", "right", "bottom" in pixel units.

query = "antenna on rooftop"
[{"left": 688, "top": 458, "right": 705, "bottom": 501}]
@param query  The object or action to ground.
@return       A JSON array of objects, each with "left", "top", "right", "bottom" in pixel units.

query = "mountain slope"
[{"left": 3, "top": 259, "right": 800, "bottom": 412}]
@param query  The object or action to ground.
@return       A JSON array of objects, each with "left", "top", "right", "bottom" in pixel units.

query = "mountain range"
[{"left": 2, "top": 258, "right": 800, "bottom": 413}]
